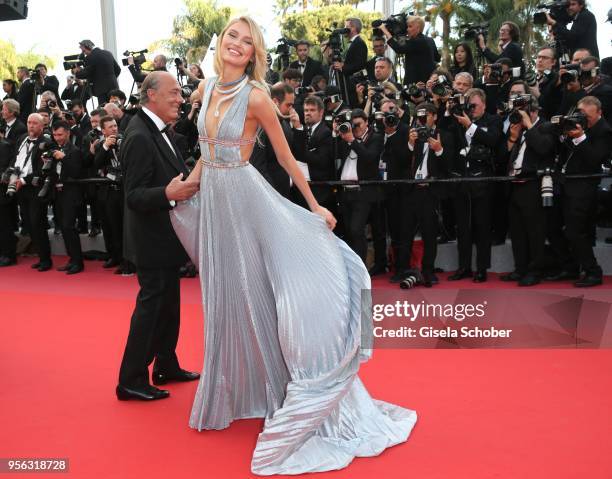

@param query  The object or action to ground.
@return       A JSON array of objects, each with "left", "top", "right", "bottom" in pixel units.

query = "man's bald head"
[
  {"left": 104, "top": 102, "right": 123, "bottom": 120},
  {"left": 27, "top": 113, "right": 44, "bottom": 137},
  {"left": 140, "top": 71, "right": 183, "bottom": 124}
]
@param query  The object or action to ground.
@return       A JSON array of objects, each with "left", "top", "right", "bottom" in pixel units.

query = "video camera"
[
  {"left": 122, "top": 49, "right": 148, "bottom": 67},
  {"left": 551, "top": 111, "right": 587, "bottom": 133},
  {"left": 462, "top": 22, "right": 489, "bottom": 42},
  {"left": 533, "top": 0, "right": 571, "bottom": 26},
  {"left": 327, "top": 25, "right": 350, "bottom": 63},
  {"left": 63, "top": 53, "right": 86, "bottom": 71},
  {"left": 371, "top": 13, "right": 408, "bottom": 37}
]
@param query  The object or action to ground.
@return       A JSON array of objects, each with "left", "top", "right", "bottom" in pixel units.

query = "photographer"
[
  {"left": 15, "top": 67, "right": 36, "bottom": 122},
  {"left": 128, "top": 54, "right": 167, "bottom": 84},
  {"left": 547, "top": 0, "right": 599, "bottom": 59},
  {"left": 380, "top": 15, "right": 436, "bottom": 86},
  {"left": 290, "top": 96, "right": 335, "bottom": 212},
  {"left": 74, "top": 39, "right": 121, "bottom": 104},
  {"left": 69, "top": 99, "right": 92, "bottom": 139},
  {"left": 331, "top": 18, "right": 368, "bottom": 107},
  {"left": 108, "top": 89, "right": 127, "bottom": 108},
  {"left": 477, "top": 21, "right": 524, "bottom": 70},
  {"left": 289, "top": 40, "right": 327, "bottom": 88},
  {"left": 556, "top": 96, "right": 611, "bottom": 287},
  {"left": 177, "top": 62, "right": 204, "bottom": 89},
  {"left": 82, "top": 108, "right": 105, "bottom": 237},
  {"left": 323, "top": 85, "right": 350, "bottom": 129},
  {"left": 47, "top": 121, "right": 85, "bottom": 274},
  {"left": 336, "top": 108, "right": 384, "bottom": 264},
  {"left": 94, "top": 115, "right": 126, "bottom": 273},
  {"left": 104, "top": 101, "right": 132, "bottom": 132},
  {"left": 531, "top": 47, "right": 562, "bottom": 119},
  {"left": 173, "top": 90, "right": 201, "bottom": 164},
  {"left": 11, "top": 114, "right": 53, "bottom": 270},
  {"left": 61, "top": 70, "right": 90, "bottom": 104},
  {"left": 502, "top": 96, "right": 556, "bottom": 286},
  {"left": 366, "top": 37, "right": 388, "bottom": 81},
  {"left": 479, "top": 58, "right": 520, "bottom": 114},
  {"left": 579, "top": 56, "right": 612, "bottom": 123},
  {"left": 356, "top": 57, "right": 399, "bottom": 109},
  {"left": 397, "top": 103, "right": 453, "bottom": 286},
  {"left": 33, "top": 63, "right": 64, "bottom": 109},
  {"left": 1, "top": 99, "right": 27, "bottom": 151},
  {"left": 558, "top": 61, "right": 586, "bottom": 115},
  {"left": 448, "top": 88, "right": 503, "bottom": 283}
]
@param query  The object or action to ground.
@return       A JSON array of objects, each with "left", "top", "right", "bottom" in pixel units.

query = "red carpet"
[{"left": 1, "top": 256, "right": 612, "bottom": 478}]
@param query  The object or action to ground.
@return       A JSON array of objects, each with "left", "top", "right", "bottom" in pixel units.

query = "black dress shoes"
[
  {"left": 518, "top": 274, "right": 540, "bottom": 287},
  {"left": 500, "top": 271, "right": 523, "bottom": 282},
  {"left": 574, "top": 275, "right": 603, "bottom": 288},
  {"left": 31, "top": 262, "right": 41, "bottom": 269},
  {"left": 422, "top": 272, "right": 439, "bottom": 288},
  {"left": 368, "top": 265, "right": 387, "bottom": 277},
  {"left": 103, "top": 258, "right": 120, "bottom": 269},
  {"left": 66, "top": 264, "right": 84, "bottom": 275},
  {"left": 56, "top": 263, "right": 73, "bottom": 272},
  {"left": 0, "top": 256, "right": 16, "bottom": 267},
  {"left": 37, "top": 261, "right": 53, "bottom": 272},
  {"left": 473, "top": 270, "right": 488, "bottom": 283},
  {"left": 545, "top": 270, "right": 580, "bottom": 281},
  {"left": 116, "top": 384, "right": 170, "bottom": 401},
  {"left": 152, "top": 369, "right": 200, "bottom": 386},
  {"left": 448, "top": 268, "right": 472, "bottom": 281}
]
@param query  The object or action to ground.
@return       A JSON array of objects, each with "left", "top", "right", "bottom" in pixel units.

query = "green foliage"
[
  {"left": 279, "top": 5, "right": 382, "bottom": 61},
  {"left": 0, "top": 40, "right": 55, "bottom": 81},
  {"left": 163, "top": 0, "right": 233, "bottom": 63}
]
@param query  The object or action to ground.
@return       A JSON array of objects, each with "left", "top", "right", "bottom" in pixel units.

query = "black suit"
[
  {"left": 337, "top": 129, "right": 384, "bottom": 263},
  {"left": 3, "top": 119, "right": 27, "bottom": 150},
  {"left": 290, "top": 58, "right": 327, "bottom": 87},
  {"left": 118, "top": 109, "right": 190, "bottom": 387},
  {"left": 16, "top": 79, "right": 36, "bottom": 122},
  {"left": 481, "top": 41, "right": 524, "bottom": 70},
  {"left": 75, "top": 48, "right": 121, "bottom": 103},
  {"left": 61, "top": 82, "right": 91, "bottom": 104},
  {"left": 387, "top": 33, "right": 436, "bottom": 85},
  {"left": 553, "top": 8, "right": 599, "bottom": 59},
  {"left": 38, "top": 75, "right": 64, "bottom": 109},
  {"left": 340, "top": 36, "right": 368, "bottom": 107},
  {"left": 559, "top": 118, "right": 612, "bottom": 277}
]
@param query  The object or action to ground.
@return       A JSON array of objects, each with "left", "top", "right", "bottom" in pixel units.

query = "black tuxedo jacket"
[
  {"left": 293, "top": 121, "right": 334, "bottom": 203},
  {"left": 342, "top": 36, "right": 368, "bottom": 107},
  {"left": 452, "top": 113, "right": 503, "bottom": 176},
  {"left": 120, "top": 109, "right": 190, "bottom": 268},
  {"left": 4, "top": 119, "right": 27, "bottom": 150},
  {"left": 409, "top": 128, "right": 454, "bottom": 197},
  {"left": 289, "top": 58, "right": 327, "bottom": 87},
  {"left": 553, "top": 8, "right": 599, "bottom": 59},
  {"left": 55, "top": 142, "right": 84, "bottom": 199},
  {"left": 387, "top": 33, "right": 436, "bottom": 85},
  {"left": 76, "top": 48, "right": 121, "bottom": 97},
  {"left": 61, "top": 83, "right": 91, "bottom": 104},
  {"left": 39, "top": 75, "right": 64, "bottom": 109},
  {"left": 337, "top": 129, "right": 384, "bottom": 201},
  {"left": 16, "top": 79, "right": 36, "bottom": 122},
  {"left": 381, "top": 123, "right": 411, "bottom": 181},
  {"left": 481, "top": 42, "right": 524, "bottom": 69},
  {"left": 504, "top": 120, "right": 556, "bottom": 177}
]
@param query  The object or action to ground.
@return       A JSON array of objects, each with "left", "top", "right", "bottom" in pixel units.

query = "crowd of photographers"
[{"left": 1, "top": 0, "right": 612, "bottom": 288}]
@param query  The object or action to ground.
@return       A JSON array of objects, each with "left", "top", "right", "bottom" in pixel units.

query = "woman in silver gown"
[{"left": 170, "top": 16, "right": 417, "bottom": 475}]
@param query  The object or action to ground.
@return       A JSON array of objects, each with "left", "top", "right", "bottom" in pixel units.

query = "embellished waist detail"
[
  {"left": 200, "top": 158, "right": 250, "bottom": 168},
  {"left": 199, "top": 135, "right": 256, "bottom": 147}
]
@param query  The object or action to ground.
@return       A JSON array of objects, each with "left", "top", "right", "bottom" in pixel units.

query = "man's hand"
[
  {"left": 332, "top": 61, "right": 344, "bottom": 72},
  {"left": 428, "top": 134, "right": 443, "bottom": 153},
  {"left": 546, "top": 12, "right": 556, "bottom": 26},
  {"left": 89, "top": 138, "right": 100, "bottom": 155},
  {"left": 127, "top": 56, "right": 135, "bottom": 66},
  {"left": 380, "top": 24, "right": 391, "bottom": 39},
  {"left": 408, "top": 129, "right": 418, "bottom": 147},
  {"left": 14, "top": 180, "right": 23, "bottom": 192},
  {"left": 165, "top": 173, "right": 199, "bottom": 201},
  {"left": 288, "top": 108, "right": 302, "bottom": 129},
  {"left": 340, "top": 129, "right": 355, "bottom": 144},
  {"left": 52, "top": 150, "right": 66, "bottom": 161},
  {"left": 519, "top": 110, "right": 533, "bottom": 129},
  {"left": 454, "top": 112, "right": 472, "bottom": 129},
  {"left": 477, "top": 34, "right": 486, "bottom": 50},
  {"left": 104, "top": 136, "right": 117, "bottom": 149}
]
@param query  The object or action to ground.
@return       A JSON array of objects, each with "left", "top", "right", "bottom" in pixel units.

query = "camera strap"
[{"left": 110, "top": 149, "right": 120, "bottom": 169}]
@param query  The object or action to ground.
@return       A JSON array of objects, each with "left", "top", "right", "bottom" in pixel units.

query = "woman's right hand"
[{"left": 313, "top": 205, "right": 337, "bottom": 230}]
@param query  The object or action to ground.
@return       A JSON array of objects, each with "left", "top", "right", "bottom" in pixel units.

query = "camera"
[
  {"left": 295, "top": 86, "right": 313, "bottom": 96},
  {"left": 431, "top": 75, "right": 452, "bottom": 97},
  {"left": 551, "top": 111, "right": 587, "bottom": 133},
  {"left": 506, "top": 94, "right": 533, "bottom": 124},
  {"left": 180, "top": 85, "right": 193, "bottom": 98},
  {"left": 533, "top": 1, "right": 571, "bottom": 26},
  {"left": 174, "top": 57, "right": 188, "bottom": 73},
  {"left": 402, "top": 83, "right": 426, "bottom": 99},
  {"left": 106, "top": 166, "right": 123, "bottom": 183},
  {"left": 541, "top": 168, "right": 554, "bottom": 207},
  {"left": 110, "top": 133, "right": 124, "bottom": 150},
  {"left": 122, "top": 49, "right": 148, "bottom": 67},
  {"left": 327, "top": 25, "right": 349, "bottom": 63},
  {"left": 374, "top": 110, "right": 400, "bottom": 128},
  {"left": 371, "top": 13, "right": 408, "bottom": 37},
  {"left": 1, "top": 167, "right": 22, "bottom": 196},
  {"left": 579, "top": 67, "right": 599, "bottom": 82},
  {"left": 87, "top": 128, "right": 103, "bottom": 142},
  {"left": 334, "top": 110, "right": 353, "bottom": 134},
  {"left": 63, "top": 53, "right": 85, "bottom": 71},
  {"left": 276, "top": 38, "right": 297, "bottom": 57},
  {"left": 47, "top": 100, "right": 57, "bottom": 109},
  {"left": 325, "top": 93, "right": 341, "bottom": 105},
  {"left": 351, "top": 69, "right": 369, "bottom": 87},
  {"left": 560, "top": 64, "right": 580, "bottom": 84},
  {"left": 449, "top": 94, "right": 469, "bottom": 116},
  {"left": 462, "top": 22, "right": 489, "bottom": 41},
  {"left": 128, "top": 93, "right": 140, "bottom": 105}
]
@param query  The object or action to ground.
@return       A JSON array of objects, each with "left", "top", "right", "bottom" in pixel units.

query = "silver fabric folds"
[{"left": 170, "top": 78, "right": 417, "bottom": 475}]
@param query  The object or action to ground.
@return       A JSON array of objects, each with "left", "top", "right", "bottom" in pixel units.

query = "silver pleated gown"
[{"left": 170, "top": 78, "right": 417, "bottom": 475}]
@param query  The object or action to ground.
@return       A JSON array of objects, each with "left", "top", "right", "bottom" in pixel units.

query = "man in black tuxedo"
[
  {"left": 69, "top": 100, "right": 92, "bottom": 138},
  {"left": 75, "top": 39, "right": 121, "bottom": 105},
  {"left": 579, "top": 57, "right": 612, "bottom": 124},
  {"left": 1, "top": 99, "right": 27, "bottom": 149},
  {"left": 330, "top": 18, "right": 368, "bottom": 107},
  {"left": 477, "top": 22, "right": 524, "bottom": 70},
  {"left": 47, "top": 121, "right": 85, "bottom": 274},
  {"left": 290, "top": 95, "right": 335, "bottom": 211},
  {"left": 502, "top": 97, "right": 556, "bottom": 286},
  {"left": 15, "top": 67, "right": 36, "bottom": 122},
  {"left": 249, "top": 82, "right": 294, "bottom": 197},
  {"left": 557, "top": 96, "right": 612, "bottom": 287},
  {"left": 127, "top": 54, "right": 168, "bottom": 84},
  {"left": 336, "top": 109, "right": 384, "bottom": 263},
  {"left": 290, "top": 41, "right": 327, "bottom": 88},
  {"left": 380, "top": 15, "right": 437, "bottom": 85},
  {"left": 366, "top": 37, "right": 388, "bottom": 82},
  {"left": 117, "top": 71, "right": 200, "bottom": 401},
  {"left": 61, "top": 71, "right": 91, "bottom": 105},
  {"left": 11, "top": 114, "right": 53, "bottom": 271},
  {"left": 33, "top": 63, "right": 64, "bottom": 109},
  {"left": 547, "top": 0, "right": 599, "bottom": 59},
  {"left": 448, "top": 88, "right": 503, "bottom": 283}
]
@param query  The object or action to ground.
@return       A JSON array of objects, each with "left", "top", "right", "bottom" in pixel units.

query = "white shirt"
[
  {"left": 142, "top": 106, "right": 177, "bottom": 156},
  {"left": 408, "top": 139, "right": 444, "bottom": 179},
  {"left": 4, "top": 118, "right": 16, "bottom": 136},
  {"left": 512, "top": 117, "right": 540, "bottom": 175},
  {"left": 15, "top": 137, "right": 36, "bottom": 184},
  {"left": 340, "top": 130, "right": 367, "bottom": 182}
]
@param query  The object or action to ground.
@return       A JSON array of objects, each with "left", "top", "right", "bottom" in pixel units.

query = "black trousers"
[
  {"left": 508, "top": 181, "right": 546, "bottom": 275},
  {"left": 340, "top": 188, "right": 376, "bottom": 264},
  {"left": 55, "top": 188, "right": 83, "bottom": 266},
  {"left": 101, "top": 187, "right": 124, "bottom": 262},
  {"left": 386, "top": 186, "right": 409, "bottom": 272},
  {"left": 398, "top": 186, "right": 439, "bottom": 275},
  {"left": 119, "top": 266, "right": 182, "bottom": 387},
  {"left": 563, "top": 188, "right": 602, "bottom": 276},
  {"left": 545, "top": 194, "right": 577, "bottom": 273},
  {"left": 0, "top": 201, "right": 17, "bottom": 259},
  {"left": 17, "top": 187, "right": 51, "bottom": 263},
  {"left": 453, "top": 184, "right": 492, "bottom": 271},
  {"left": 369, "top": 198, "right": 388, "bottom": 269}
]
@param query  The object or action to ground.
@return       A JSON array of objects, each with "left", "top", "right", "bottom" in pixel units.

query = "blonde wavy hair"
[{"left": 214, "top": 16, "right": 269, "bottom": 94}]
